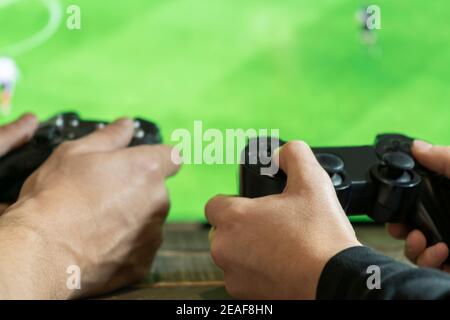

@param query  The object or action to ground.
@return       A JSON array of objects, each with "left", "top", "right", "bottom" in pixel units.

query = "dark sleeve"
[{"left": 317, "top": 246, "right": 450, "bottom": 300}]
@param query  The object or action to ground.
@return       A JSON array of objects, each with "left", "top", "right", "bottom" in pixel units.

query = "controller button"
[
  {"left": 380, "top": 151, "right": 415, "bottom": 183},
  {"left": 134, "top": 121, "right": 141, "bottom": 129},
  {"left": 135, "top": 129, "right": 145, "bottom": 139},
  {"left": 396, "top": 171, "right": 412, "bottom": 183},
  {"left": 315, "top": 153, "right": 345, "bottom": 187},
  {"left": 331, "top": 173, "right": 344, "bottom": 187},
  {"left": 382, "top": 151, "right": 415, "bottom": 171},
  {"left": 97, "top": 123, "right": 106, "bottom": 129},
  {"left": 70, "top": 119, "right": 79, "bottom": 127},
  {"left": 55, "top": 116, "right": 64, "bottom": 127},
  {"left": 315, "top": 153, "right": 344, "bottom": 173}
]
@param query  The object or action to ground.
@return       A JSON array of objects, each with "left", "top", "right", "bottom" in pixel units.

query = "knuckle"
[
  {"left": 281, "top": 142, "right": 297, "bottom": 158},
  {"left": 205, "top": 196, "right": 219, "bottom": 213},
  {"left": 145, "top": 166, "right": 164, "bottom": 185},
  {"left": 146, "top": 159, "right": 163, "bottom": 176},
  {"left": 134, "top": 153, "right": 164, "bottom": 178},
  {"left": 55, "top": 141, "right": 80, "bottom": 156},
  {"left": 226, "top": 200, "right": 247, "bottom": 216},
  {"left": 283, "top": 140, "right": 309, "bottom": 155},
  {"left": 205, "top": 196, "right": 222, "bottom": 217},
  {"left": 210, "top": 241, "right": 226, "bottom": 269},
  {"left": 107, "top": 129, "right": 126, "bottom": 146},
  {"left": 205, "top": 197, "right": 248, "bottom": 224}
]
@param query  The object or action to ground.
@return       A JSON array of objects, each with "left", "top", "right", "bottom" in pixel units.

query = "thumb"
[
  {"left": 412, "top": 140, "right": 450, "bottom": 178},
  {"left": 0, "top": 113, "right": 38, "bottom": 156},
  {"left": 274, "top": 141, "right": 327, "bottom": 193}
]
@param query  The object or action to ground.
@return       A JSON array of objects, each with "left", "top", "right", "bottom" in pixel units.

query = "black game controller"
[
  {"left": 0, "top": 112, "right": 162, "bottom": 203},
  {"left": 240, "top": 134, "right": 450, "bottom": 253}
]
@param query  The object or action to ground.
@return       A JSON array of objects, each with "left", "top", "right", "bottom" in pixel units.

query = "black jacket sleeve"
[{"left": 316, "top": 246, "right": 450, "bottom": 300}]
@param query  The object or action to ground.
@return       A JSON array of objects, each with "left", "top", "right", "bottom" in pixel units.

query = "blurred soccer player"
[
  {"left": 356, "top": 6, "right": 377, "bottom": 47},
  {"left": 0, "top": 57, "right": 19, "bottom": 115}
]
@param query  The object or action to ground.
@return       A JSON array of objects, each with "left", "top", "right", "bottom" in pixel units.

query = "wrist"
[
  {"left": 0, "top": 198, "right": 72, "bottom": 299},
  {"left": 0, "top": 208, "right": 48, "bottom": 299}
]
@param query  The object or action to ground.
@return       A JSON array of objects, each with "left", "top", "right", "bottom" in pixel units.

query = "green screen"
[{"left": 1, "top": 0, "right": 449, "bottom": 221}]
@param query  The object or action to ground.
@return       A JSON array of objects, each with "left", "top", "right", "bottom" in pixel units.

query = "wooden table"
[{"left": 104, "top": 223, "right": 408, "bottom": 300}]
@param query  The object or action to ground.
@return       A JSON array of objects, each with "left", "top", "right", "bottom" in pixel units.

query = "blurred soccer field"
[{"left": 1, "top": 0, "right": 449, "bottom": 221}]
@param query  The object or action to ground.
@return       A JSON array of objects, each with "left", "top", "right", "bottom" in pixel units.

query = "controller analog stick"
[
  {"left": 381, "top": 151, "right": 415, "bottom": 183},
  {"left": 315, "top": 153, "right": 345, "bottom": 187}
]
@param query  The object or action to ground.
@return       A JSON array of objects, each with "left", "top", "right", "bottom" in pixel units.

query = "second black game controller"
[
  {"left": 0, "top": 112, "right": 162, "bottom": 203},
  {"left": 240, "top": 134, "right": 450, "bottom": 255}
]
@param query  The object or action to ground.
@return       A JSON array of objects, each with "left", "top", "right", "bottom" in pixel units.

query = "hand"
[
  {"left": 205, "top": 141, "right": 361, "bottom": 299},
  {"left": 0, "top": 113, "right": 39, "bottom": 214},
  {"left": 0, "top": 119, "right": 181, "bottom": 299},
  {"left": 387, "top": 140, "right": 450, "bottom": 272}
]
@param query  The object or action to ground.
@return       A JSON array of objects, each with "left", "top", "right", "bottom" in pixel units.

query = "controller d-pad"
[{"left": 315, "top": 153, "right": 345, "bottom": 187}]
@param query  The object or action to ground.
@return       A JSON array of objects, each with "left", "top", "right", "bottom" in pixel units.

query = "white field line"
[
  {"left": 0, "top": 0, "right": 63, "bottom": 56},
  {"left": 0, "top": 0, "right": 20, "bottom": 9}
]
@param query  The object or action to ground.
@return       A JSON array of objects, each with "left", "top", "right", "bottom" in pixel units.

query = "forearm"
[
  {"left": 317, "top": 246, "right": 450, "bottom": 300},
  {"left": 0, "top": 217, "right": 48, "bottom": 299},
  {"left": 0, "top": 201, "right": 71, "bottom": 299}
]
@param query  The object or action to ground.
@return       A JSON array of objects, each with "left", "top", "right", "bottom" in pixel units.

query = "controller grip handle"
[
  {"left": 408, "top": 175, "right": 450, "bottom": 262},
  {"left": 0, "top": 144, "right": 52, "bottom": 203}
]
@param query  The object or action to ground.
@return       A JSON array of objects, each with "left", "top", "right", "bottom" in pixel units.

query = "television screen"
[{"left": 1, "top": 0, "right": 449, "bottom": 221}]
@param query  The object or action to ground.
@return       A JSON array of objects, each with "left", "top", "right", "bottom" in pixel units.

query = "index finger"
[
  {"left": 0, "top": 113, "right": 38, "bottom": 156},
  {"left": 412, "top": 140, "right": 450, "bottom": 178},
  {"left": 205, "top": 195, "right": 249, "bottom": 227},
  {"left": 125, "top": 144, "right": 182, "bottom": 178},
  {"left": 386, "top": 223, "right": 411, "bottom": 240},
  {"left": 274, "top": 141, "right": 326, "bottom": 193},
  {"left": 74, "top": 118, "right": 135, "bottom": 153}
]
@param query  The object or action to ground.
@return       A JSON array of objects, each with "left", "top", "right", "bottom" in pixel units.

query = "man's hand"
[
  {"left": 0, "top": 119, "right": 180, "bottom": 299},
  {"left": 0, "top": 113, "right": 39, "bottom": 214},
  {"left": 205, "top": 141, "right": 361, "bottom": 300},
  {"left": 387, "top": 140, "right": 450, "bottom": 272}
]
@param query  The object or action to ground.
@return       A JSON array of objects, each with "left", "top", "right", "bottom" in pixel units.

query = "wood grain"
[{"left": 102, "top": 223, "right": 408, "bottom": 300}]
